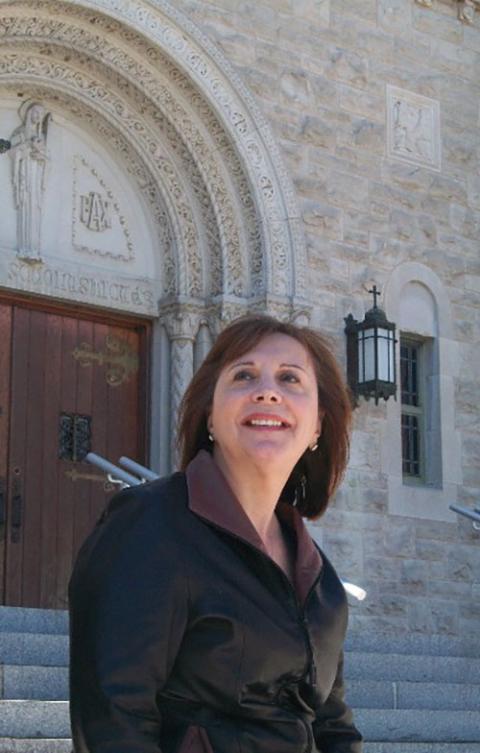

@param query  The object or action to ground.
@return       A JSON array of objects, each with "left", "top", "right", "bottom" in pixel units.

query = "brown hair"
[{"left": 178, "top": 314, "right": 352, "bottom": 519}]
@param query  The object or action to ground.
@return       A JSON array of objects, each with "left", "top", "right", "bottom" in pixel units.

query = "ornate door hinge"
[{"left": 72, "top": 334, "right": 138, "bottom": 386}]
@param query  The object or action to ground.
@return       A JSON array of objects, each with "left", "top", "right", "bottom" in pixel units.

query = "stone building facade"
[{"left": 0, "top": 0, "right": 478, "bottom": 639}]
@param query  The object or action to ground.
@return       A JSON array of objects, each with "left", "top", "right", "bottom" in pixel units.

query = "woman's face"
[{"left": 208, "top": 333, "right": 322, "bottom": 477}]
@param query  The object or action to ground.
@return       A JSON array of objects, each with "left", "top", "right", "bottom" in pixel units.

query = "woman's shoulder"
[
  {"left": 70, "top": 472, "right": 190, "bottom": 579},
  {"left": 98, "top": 470, "right": 188, "bottom": 525}
]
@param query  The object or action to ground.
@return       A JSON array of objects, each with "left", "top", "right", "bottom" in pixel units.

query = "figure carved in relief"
[
  {"left": 392, "top": 99, "right": 433, "bottom": 163},
  {"left": 458, "top": 0, "right": 479, "bottom": 24},
  {"left": 10, "top": 101, "right": 51, "bottom": 261}
]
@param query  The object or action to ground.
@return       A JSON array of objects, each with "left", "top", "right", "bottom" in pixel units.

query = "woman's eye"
[
  {"left": 279, "top": 372, "right": 300, "bottom": 383},
  {"left": 233, "top": 370, "right": 254, "bottom": 381}
]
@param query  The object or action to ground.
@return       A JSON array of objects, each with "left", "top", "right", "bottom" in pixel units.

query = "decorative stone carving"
[
  {"left": 10, "top": 101, "right": 51, "bottom": 261},
  {"left": 458, "top": 0, "right": 479, "bottom": 24},
  {"left": 162, "top": 304, "right": 203, "bottom": 465},
  {"left": 72, "top": 155, "right": 134, "bottom": 261},
  {"left": 387, "top": 86, "right": 441, "bottom": 172},
  {"left": 0, "top": 0, "right": 306, "bottom": 304},
  {"left": 414, "top": 0, "right": 479, "bottom": 23},
  {"left": 170, "top": 337, "right": 194, "bottom": 467}
]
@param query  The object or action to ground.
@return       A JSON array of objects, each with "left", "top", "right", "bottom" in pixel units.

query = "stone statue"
[{"left": 10, "top": 101, "right": 51, "bottom": 261}]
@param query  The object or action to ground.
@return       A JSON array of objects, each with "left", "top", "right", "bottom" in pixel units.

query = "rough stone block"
[
  {"left": 415, "top": 538, "right": 447, "bottom": 561},
  {"left": 326, "top": 47, "right": 369, "bottom": 88},
  {"left": 400, "top": 559, "right": 428, "bottom": 595},
  {"left": 467, "top": 174, "right": 480, "bottom": 210},
  {"left": 337, "top": 84, "right": 385, "bottom": 121},
  {"left": 449, "top": 203, "right": 480, "bottom": 241},
  {"left": 413, "top": 4, "right": 464, "bottom": 44},
  {"left": 279, "top": 69, "right": 311, "bottom": 106},
  {"left": 291, "top": 0, "right": 330, "bottom": 25},
  {"left": 302, "top": 200, "right": 343, "bottom": 240},
  {"left": 331, "top": 0, "right": 377, "bottom": 22},
  {"left": 428, "top": 174, "right": 468, "bottom": 204},
  {"left": 384, "top": 520, "right": 416, "bottom": 558},
  {"left": 378, "top": 0, "right": 413, "bottom": 32},
  {"left": 322, "top": 529, "right": 364, "bottom": 575},
  {"left": 342, "top": 118, "right": 386, "bottom": 154},
  {"left": 326, "top": 171, "right": 370, "bottom": 210},
  {"left": 299, "top": 114, "right": 336, "bottom": 150}
]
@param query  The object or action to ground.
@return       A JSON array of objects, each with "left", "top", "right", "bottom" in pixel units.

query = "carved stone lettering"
[
  {"left": 6, "top": 258, "right": 156, "bottom": 314},
  {"left": 80, "top": 192, "right": 112, "bottom": 232}
]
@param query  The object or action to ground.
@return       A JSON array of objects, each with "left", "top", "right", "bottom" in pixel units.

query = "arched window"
[{"left": 383, "top": 263, "right": 461, "bottom": 522}]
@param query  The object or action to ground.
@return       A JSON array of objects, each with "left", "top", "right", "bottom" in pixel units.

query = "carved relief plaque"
[
  {"left": 387, "top": 86, "right": 441, "bottom": 171},
  {"left": 72, "top": 156, "right": 134, "bottom": 261}
]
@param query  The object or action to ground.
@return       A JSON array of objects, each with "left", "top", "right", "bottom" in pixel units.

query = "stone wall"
[{"left": 174, "top": 0, "right": 480, "bottom": 639}]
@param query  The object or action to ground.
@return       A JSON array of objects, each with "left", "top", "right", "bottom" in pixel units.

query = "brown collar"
[{"left": 185, "top": 450, "right": 323, "bottom": 605}]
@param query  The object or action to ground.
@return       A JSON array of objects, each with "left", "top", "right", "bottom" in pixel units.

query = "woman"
[{"left": 69, "top": 314, "right": 363, "bottom": 753}]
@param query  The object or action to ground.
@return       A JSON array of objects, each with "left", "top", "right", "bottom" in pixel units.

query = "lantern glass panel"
[
  {"left": 358, "top": 328, "right": 375, "bottom": 383},
  {"left": 378, "top": 329, "right": 394, "bottom": 382}
]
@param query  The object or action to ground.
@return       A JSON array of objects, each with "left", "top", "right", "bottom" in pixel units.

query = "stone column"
[{"left": 164, "top": 308, "right": 200, "bottom": 469}]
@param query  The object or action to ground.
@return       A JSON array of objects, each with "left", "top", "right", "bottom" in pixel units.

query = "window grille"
[{"left": 400, "top": 340, "right": 424, "bottom": 481}]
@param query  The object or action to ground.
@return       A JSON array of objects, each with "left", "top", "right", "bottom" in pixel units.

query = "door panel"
[
  {"left": 0, "top": 304, "right": 12, "bottom": 603},
  {"left": 3, "top": 302, "right": 148, "bottom": 609}
]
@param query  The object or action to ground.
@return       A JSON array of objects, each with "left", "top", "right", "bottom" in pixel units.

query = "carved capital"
[{"left": 160, "top": 301, "right": 205, "bottom": 340}]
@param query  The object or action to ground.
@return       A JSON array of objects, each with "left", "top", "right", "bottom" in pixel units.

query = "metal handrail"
[{"left": 450, "top": 504, "right": 480, "bottom": 531}]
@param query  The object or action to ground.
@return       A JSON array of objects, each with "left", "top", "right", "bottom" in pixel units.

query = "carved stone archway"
[{"left": 0, "top": 0, "right": 309, "bottom": 470}]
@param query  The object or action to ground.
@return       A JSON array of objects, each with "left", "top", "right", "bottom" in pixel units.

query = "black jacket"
[{"left": 69, "top": 450, "right": 362, "bottom": 753}]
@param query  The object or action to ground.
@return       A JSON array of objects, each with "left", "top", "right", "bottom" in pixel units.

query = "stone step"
[
  {"left": 347, "top": 679, "right": 480, "bottom": 711},
  {"left": 0, "top": 701, "right": 70, "bottom": 738},
  {"left": 0, "top": 744, "right": 478, "bottom": 753},
  {"left": 0, "top": 740, "right": 72, "bottom": 753},
  {"left": 0, "top": 607, "right": 68, "bottom": 636},
  {"left": 355, "top": 709, "right": 480, "bottom": 742},
  {"left": 364, "top": 746, "right": 480, "bottom": 753},
  {"left": 0, "top": 665, "right": 68, "bottom": 701},
  {"left": 346, "top": 631, "right": 480, "bottom": 659},
  {"left": 4, "top": 663, "right": 480, "bottom": 713},
  {"left": 345, "top": 651, "right": 480, "bottom": 684},
  {"left": 1, "top": 701, "right": 479, "bottom": 743},
  {"left": 0, "top": 634, "right": 69, "bottom": 667}
]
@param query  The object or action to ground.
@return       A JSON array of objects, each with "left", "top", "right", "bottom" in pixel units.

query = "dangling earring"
[
  {"left": 309, "top": 439, "right": 318, "bottom": 452},
  {"left": 208, "top": 430, "right": 214, "bottom": 442},
  {"left": 293, "top": 475, "right": 307, "bottom": 507}
]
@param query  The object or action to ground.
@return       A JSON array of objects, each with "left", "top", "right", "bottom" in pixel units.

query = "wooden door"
[{"left": 1, "top": 300, "right": 149, "bottom": 609}]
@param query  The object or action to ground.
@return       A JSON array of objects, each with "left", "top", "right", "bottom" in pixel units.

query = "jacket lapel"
[{"left": 185, "top": 450, "right": 323, "bottom": 605}]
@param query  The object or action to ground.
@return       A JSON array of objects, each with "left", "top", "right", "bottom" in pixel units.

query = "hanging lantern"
[{"left": 345, "top": 286, "right": 397, "bottom": 405}]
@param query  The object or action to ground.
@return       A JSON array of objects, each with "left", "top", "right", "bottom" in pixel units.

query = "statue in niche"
[
  {"left": 10, "top": 101, "right": 51, "bottom": 262},
  {"left": 392, "top": 98, "right": 433, "bottom": 164}
]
